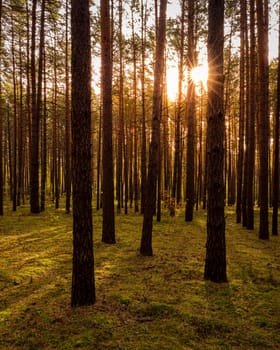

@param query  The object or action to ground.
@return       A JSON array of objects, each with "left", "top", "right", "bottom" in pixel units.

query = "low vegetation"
[{"left": 0, "top": 200, "right": 279, "bottom": 349}]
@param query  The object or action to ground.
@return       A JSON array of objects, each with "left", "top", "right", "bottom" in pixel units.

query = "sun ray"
[{"left": 191, "top": 64, "right": 208, "bottom": 92}]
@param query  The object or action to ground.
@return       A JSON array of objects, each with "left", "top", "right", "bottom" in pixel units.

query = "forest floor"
[{"left": 0, "top": 200, "right": 279, "bottom": 350}]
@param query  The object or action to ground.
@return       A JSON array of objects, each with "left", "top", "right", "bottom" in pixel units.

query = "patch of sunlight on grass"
[{"left": 0, "top": 200, "right": 279, "bottom": 349}]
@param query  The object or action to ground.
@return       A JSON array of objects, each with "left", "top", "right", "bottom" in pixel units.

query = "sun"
[
  {"left": 191, "top": 64, "right": 208, "bottom": 91},
  {"left": 166, "top": 63, "right": 208, "bottom": 101}
]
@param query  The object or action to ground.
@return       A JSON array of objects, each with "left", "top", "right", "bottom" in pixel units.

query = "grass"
[{"left": 0, "top": 200, "right": 279, "bottom": 349}]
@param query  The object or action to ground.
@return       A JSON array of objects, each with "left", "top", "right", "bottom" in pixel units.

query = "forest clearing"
[{"left": 0, "top": 201, "right": 279, "bottom": 350}]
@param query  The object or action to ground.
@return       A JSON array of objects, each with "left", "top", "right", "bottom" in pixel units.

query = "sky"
[{"left": 166, "top": 1, "right": 279, "bottom": 61}]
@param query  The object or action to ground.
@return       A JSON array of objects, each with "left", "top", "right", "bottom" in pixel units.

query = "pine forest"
[{"left": 0, "top": 0, "right": 279, "bottom": 349}]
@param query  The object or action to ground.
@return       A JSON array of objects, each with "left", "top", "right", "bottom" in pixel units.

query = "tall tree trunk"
[
  {"left": 185, "top": 0, "right": 196, "bottom": 222},
  {"left": 247, "top": 0, "right": 256, "bottom": 229},
  {"left": 140, "top": 0, "right": 147, "bottom": 214},
  {"left": 71, "top": 0, "right": 95, "bottom": 307},
  {"left": 116, "top": 0, "right": 124, "bottom": 213},
  {"left": 236, "top": 0, "right": 246, "bottom": 224},
  {"left": 52, "top": 36, "right": 59, "bottom": 209},
  {"left": 65, "top": 0, "right": 71, "bottom": 214},
  {"left": 0, "top": 0, "right": 3, "bottom": 215},
  {"left": 242, "top": 1, "right": 249, "bottom": 227},
  {"left": 101, "top": 0, "right": 116, "bottom": 244},
  {"left": 30, "top": 0, "right": 40, "bottom": 213},
  {"left": 40, "top": 49, "right": 47, "bottom": 211},
  {"left": 204, "top": 0, "right": 227, "bottom": 283},
  {"left": 131, "top": 6, "right": 139, "bottom": 213},
  {"left": 256, "top": 0, "right": 269, "bottom": 239},
  {"left": 96, "top": 106, "right": 102, "bottom": 210},
  {"left": 17, "top": 40, "right": 24, "bottom": 206},
  {"left": 272, "top": 6, "right": 280, "bottom": 236},
  {"left": 140, "top": 0, "right": 167, "bottom": 256},
  {"left": 11, "top": 15, "right": 17, "bottom": 212}
]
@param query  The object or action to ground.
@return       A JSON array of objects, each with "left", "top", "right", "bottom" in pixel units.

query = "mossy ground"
[{"left": 0, "top": 200, "right": 279, "bottom": 349}]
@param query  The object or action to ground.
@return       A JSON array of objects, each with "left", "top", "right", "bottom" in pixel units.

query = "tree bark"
[
  {"left": 140, "top": 0, "right": 167, "bottom": 256},
  {"left": 256, "top": 0, "right": 269, "bottom": 239},
  {"left": 272, "top": 5, "right": 280, "bottom": 236},
  {"left": 204, "top": 0, "right": 227, "bottom": 283},
  {"left": 185, "top": 0, "right": 196, "bottom": 222},
  {"left": 0, "top": 0, "right": 3, "bottom": 215},
  {"left": 101, "top": 0, "right": 116, "bottom": 244},
  {"left": 71, "top": 0, "right": 95, "bottom": 306},
  {"left": 247, "top": 0, "right": 256, "bottom": 229},
  {"left": 140, "top": 0, "right": 147, "bottom": 214},
  {"left": 65, "top": 0, "right": 71, "bottom": 214},
  {"left": 236, "top": 0, "right": 245, "bottom": 224}
]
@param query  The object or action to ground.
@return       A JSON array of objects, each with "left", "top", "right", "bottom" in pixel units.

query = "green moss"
[{"left": 0, "top": 200, "right": 279, "bottom": 349}]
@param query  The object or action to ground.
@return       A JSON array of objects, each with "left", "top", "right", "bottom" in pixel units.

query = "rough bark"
[
  {"left": 272, "top": 6, "right": 280, "bottom": 236},
  {"left": 101, "top": 0, "right": 116, "bottom": 244},
  {"left": 204, "top": 0, "right": 227, "bottom": 283},
  {"left": 71, "top": 0, "right": 95, "bottom": 306},
  {"left": 236, "top": 0, "right": 245, "bottom": 224},
  {"left": 0, "top": 0, "right": 3, "bottom": 215},
  {"left": 256, "top": 0, "right": 269, "bottom": 239},
  {"left": 140, "top": 0, "right": 167, "bottom": 256},
  {"left": 185, "top": 0, "right": 196, "bottom": 222},
  {"left": 247, "top": 0, "right": 256, "bottom": 229}
]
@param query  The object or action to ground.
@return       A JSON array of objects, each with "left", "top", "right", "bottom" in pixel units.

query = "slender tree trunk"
[
  {"left": 242, "top": 1, "right": 249, "bottom": 228},
  {"left": 96, "top": 106, "right": 102, "bottom": 210},
  {"left": 256, "top": 0, "right": 269, "bottom": 239},
  {"left": 247, "top": 0, "right": 256, "bottom": 229},
  {"left": 11, "top": 16, "right": 17, "bottom": 212},
  {"left": 25, "top": 1, "right": 31, "bottom": 200},
  {"left": 156, "top": 131, "right": 162, "bottom": 222},
  {"left": 124, "top": 123, "right": 129, "bottom": 214},
  {"left": 0, "top": 0, "right": 3, "bottom": 215},
  {"left": 185, "top": 0, "right": 196, "bottom": 222},
  {"left": 52, "top": 36, "right": 59, "bottom": 209},
  {"left": 30, "top": 0, "right": 40, "bottom": 213},
  {"left": 140, "top": 0, "right": 167, "bottom": 256},
  {"left": 236, "top": 0, "right": 245, "bottom": 224},
  {"left": 116, "top": 0, "right": 124, "bottom": 213},
  {"left": 40, "top": 49, "right": 47, "bottom": 211},
  {"left": 101, "top": 0, "right": 116, "bottom": 244},
  {"left": 272, "top": 6, "right": 280, "bottom": 236},
  {"left": 131, "top": 6, "right": 139, "bottom": 213},
  {"left": 17, "top": 40, "right": 24, "bottom": 206},
  {"left": 71, "top": 0, "right": 95, "bottom": 307},
  {"left": 65, "top": 0, "right": 71, "bottom": 214},
  {"left": 140, "top": 0, "right": 147, "bottom": 214},
  {"left": 204, "top": 0, "right": 227, "bottom": 283}
]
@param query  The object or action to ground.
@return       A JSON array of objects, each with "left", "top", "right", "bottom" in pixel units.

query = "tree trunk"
[
  {"left": 116, "top": 0, "right": 124, "bottom": 214},
  {"left": 40, "top": 49, "right": 47, "bottom": 211},
  {"left": 236, "top": 0, "right": 245, "bottom": 224},
  {"left": 0, "top": 0, "right": 3, "bottom": 215},
  {"left": 65, "top": 0, "right": 71, "bottom": 214},
  {"left": 247, "top": 0, "right": 256, "bottom": 229},
  {"left": 30, "top": 0, "right": 40, "bottom": 213},
  {"left": 140, "top": 0, "right": 167, "bottom": 256},
  {"left": 204, "top": 0, "right": 227, "bottom": 283},
  {"left": 256, "top": 0, "right": 269, "bottom": 239},
  {"left": 17, "top": 40, "right": 24, "bottom": 206},
  {"left": 185, "top": 0, "right": 196, "bottom": 222},
  {"left": 101, "top": 0, "right": 116, "bottom": 244},
  {"left": 11, "top": 16, "right": 17, "bottom": 212},
  {"left": 71, "top": 0, "right": 95, "bottom": 307},
  {"left": 140, "top": 0, "right": 147, "bottom": 214},
  {"left": 272, "top": 6, "right": 280, "bottom": 236},
  {"left": 131, "top": 6, "right": 139, "bottom": 213}
]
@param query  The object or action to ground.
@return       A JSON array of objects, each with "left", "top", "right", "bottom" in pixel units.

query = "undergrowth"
[{"left": 0, "top": 200, "right": 279, "bottom": 349}]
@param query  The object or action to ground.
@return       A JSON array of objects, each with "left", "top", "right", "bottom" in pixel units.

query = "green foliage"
[{"left": 0, "top": 201, "right": 279, "bottom": 349}]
